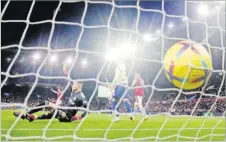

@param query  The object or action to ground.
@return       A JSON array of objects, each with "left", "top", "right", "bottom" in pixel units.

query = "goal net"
[{"left": 1, "top": 0, "right": 225, "bottom": 141}]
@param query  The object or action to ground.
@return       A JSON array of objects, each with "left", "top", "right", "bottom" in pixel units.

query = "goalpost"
[{"left": 1, "top": 0, "right": 226, "bottom": 141}]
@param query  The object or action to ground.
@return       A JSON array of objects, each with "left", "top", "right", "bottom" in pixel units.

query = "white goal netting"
[{"left": 1, "top": 0, "right": 226, "bottom": 141}]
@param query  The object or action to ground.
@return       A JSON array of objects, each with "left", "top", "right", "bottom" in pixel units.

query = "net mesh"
[{"left": 1, "top": 0, "right": 226, "bottom": 141}]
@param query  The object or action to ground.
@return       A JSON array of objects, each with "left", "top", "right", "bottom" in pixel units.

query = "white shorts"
[{"left": 135, "top": 96, "right": 143, "bottom": 105}]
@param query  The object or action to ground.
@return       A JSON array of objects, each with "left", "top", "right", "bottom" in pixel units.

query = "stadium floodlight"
[
  {"left": 220, "top": 1, "right": 225, "bottom": 4},
  {"left": 168, "top": 23, "right": 174, "bottom": 29},
  {"left": 143, "top": 34, "right": 154, "bottom": 42},
  {"left": 215, "top": 5, "right": 221, "bottom": 11},
  {"left": 66, "top": 57, "right": 73, "bottom": 64},
  {"left": 106, "top": 48, "right": 120, "bottom": 61},
  {"left": 143, "top": 34, "right": 158, "bottom": 42},
  {"left": 6, "top": 57, "right": 11, "bottom": 62},
  {"left": 156, "top": 29, "right": 161, "bottom": 34},
  {"left": 81, "top": 59, "right": 88, "bottom": 67},
  {"left": 121, "top": 43, "right": 136, "bottom": 57},
  {"left": 33, "top": 52, "right": 41, "bottom": 61},
  {"left": 49, "top": 54, "right": 57, "bottom": 63},
  {"left": 198, "top": 4, "right": 208, "bottom": 17}
]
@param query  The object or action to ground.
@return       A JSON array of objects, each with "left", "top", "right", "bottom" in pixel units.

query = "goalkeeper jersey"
[{"left": 68, "top": 91, "right": 87, "bottom": 107}]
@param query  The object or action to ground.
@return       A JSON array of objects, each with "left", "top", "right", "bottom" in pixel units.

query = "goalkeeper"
[
  {"left": 13, "top": 87, "right": 63, "bottom": 119},
  {"left": 26, "top": 81, "right": 87, "bottom": 122}
]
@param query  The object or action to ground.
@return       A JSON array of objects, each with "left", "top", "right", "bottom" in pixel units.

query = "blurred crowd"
[{"left": 1, "top": 84, "right": 226, "bottom": 117}]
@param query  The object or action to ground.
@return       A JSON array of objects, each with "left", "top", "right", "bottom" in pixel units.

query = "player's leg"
[
  {"left": 112, "top": 85, "right": 131, "bottom": 122},
  {"left": 110, "top": 86, "right": 119, "bottom": 118},
  {"left": 130, "top": 96, "right": 139, "bottom": 121},
  {"left": 59, "top": 99, "right": 87, "bottom": 122},
  {"left": 57, "top": 109, "right": 73, "bottom": 122},
  {"left": 58, "top": 108, "right": 86, "bottom": 122},
  {"left": 134, "top": 97, "right": 139, "bottom": 114},
  {"left": 137, "top": 96, "right": 146, "bottom": 116},
  {"left": 123, "top": 98, "right": 132, "bottom": 113},
  {"left": 13, "top": 111, "right": 27, "bottom": 119},
  {"left": 130, "top": 96, "right": 147, "bottom": 121},
  {"left": 13, "top": 101, "right": 49, "bottom": 120},
  {"left": 71, "top": 99, "right": 88, "bottom": 121},
  {"left": 79, "top": 100, "right": 88, "bottom": 119},
  {"left": 27, "top": 100, "right": 49, "bottom": 114},
  {"left": 108, "top": 98, "right": 113, "bottom": 116},
  {"left": 121, "top": 85, "right": 132, "bottom": 114},
  {"left": 26, "top": 109, "right": 55, "bottom": 122},
  {"left": 111, "top": 96, "right": 120, "bottom": 121}
]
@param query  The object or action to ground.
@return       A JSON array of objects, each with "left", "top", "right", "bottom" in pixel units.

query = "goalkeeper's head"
[{"left": 72, "top": 81, "right": 83, "bottom": 91}]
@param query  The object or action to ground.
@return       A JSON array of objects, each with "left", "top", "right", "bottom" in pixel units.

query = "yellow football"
[{"left": 163, "top": 40, "right": 212, "bottom": 90}]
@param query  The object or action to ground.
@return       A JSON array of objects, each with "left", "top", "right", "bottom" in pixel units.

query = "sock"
[{"left": 138, "top": 105, "right": 146, "bottom": 116}]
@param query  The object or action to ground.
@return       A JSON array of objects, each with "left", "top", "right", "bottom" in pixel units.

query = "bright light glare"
[
  {"left": 143, "top": 34, "right": 152, "bottom": 41},
  {"left": 220, "top": 1, "right": 225, "bottom": 4},
  {"left": 156, "top": 30, "right": 161, "bottom": 34},
  {"left": 106, "top": 48, "right": 120, "bottom": 61},
  {"left": 121, "top": 43, "right": 136, "bottom": 55},
  {"left": 143, "top": 34, "right": 158, "bottom": 42},
  {"left": 50, "top": 55, "right": 57, "bottom": 63},
  {"left": 6, "top": 57, "right": 11, "bottom": 62},
  {"left": 182, "top": 17, "right": 188, "bottom": 21},
  {"left": 168, "top": 23, "right": 174, "bottom": 29},
  {"left": 33, "top": 52, "right": 41, "bottom": 60},
  {"left": 215, "top": 5, "right": 221, "bottom": 11},
  {"left": 106, "top": 43, "right": 137, "bottom": 61},
  {"left": 198, "top": 4, "right": 208, "bottom": 17},
  {"left": 81, "top": 59, "right": 88, "bottom": 67},
  {"left": 66, "top": 57, "right": 73, "bottom": 64}
]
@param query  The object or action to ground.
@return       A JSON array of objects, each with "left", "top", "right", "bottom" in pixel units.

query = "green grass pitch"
[{"left": 1, "top": 110, "right": 225, "bottom": 141}]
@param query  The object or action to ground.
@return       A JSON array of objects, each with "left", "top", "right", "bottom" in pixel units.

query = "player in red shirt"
[
  {"left": 50, "top": 87, "right": 63, "bottom": 106},
  {"left": 130, "top": 73, "right": 147, "bottom": 121}
]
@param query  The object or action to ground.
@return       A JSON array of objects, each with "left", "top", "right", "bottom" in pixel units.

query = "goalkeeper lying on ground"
[
  {"left": 13, "top": 87, "right": 62, "bottom": 119},
  {"left": 14, "top": 81, "right": 88, "bottom": 122}
]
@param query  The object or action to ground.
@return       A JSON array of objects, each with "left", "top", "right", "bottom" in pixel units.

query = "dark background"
[{"left": 1, "top": 1, "right": 225, "bottom": 101}]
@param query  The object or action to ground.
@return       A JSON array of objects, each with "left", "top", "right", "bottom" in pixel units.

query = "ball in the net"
[{"left": 163, "top": 40, "right": 212, "bottom": 90}]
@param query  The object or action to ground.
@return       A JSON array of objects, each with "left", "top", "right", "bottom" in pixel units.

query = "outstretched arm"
[{"left": 50, "top": 88, "right": 58, "bottom": 94}]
